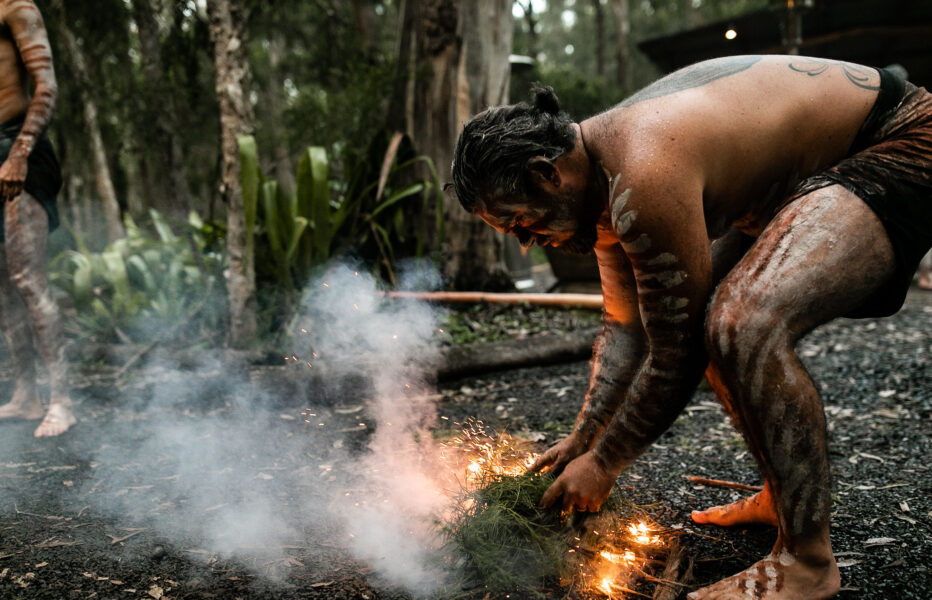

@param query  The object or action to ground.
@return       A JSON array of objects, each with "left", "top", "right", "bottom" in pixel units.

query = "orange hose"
[{"left": 385, "top": 290, "right": 604, "bottom": 310}]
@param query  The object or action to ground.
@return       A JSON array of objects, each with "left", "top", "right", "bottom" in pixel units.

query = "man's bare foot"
[
  {"left": 687, "top": 549, "right": 840, "bottom": 600},
  {"left": 34, "top": 402, "right": 76, "bottom": 437},
  {"left": 919, "top": 270, "right": 932, "bottom": 290},
  {"left": 0, "top": 384, "right": 44, "bottom": 420},
  {"left": 691, "top": 488, "right": 779, "bottom": 527}
]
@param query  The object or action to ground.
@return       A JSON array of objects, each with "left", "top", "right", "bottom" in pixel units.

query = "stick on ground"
[{"left": 684, "top": 475, "right": 763, "bottom": 492}]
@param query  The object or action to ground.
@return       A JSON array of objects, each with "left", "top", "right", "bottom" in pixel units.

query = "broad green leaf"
[{"left": 238, "top": 135, "right": 260, "bottom": 269}]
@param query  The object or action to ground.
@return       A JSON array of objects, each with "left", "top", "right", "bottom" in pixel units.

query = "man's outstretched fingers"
[
  {"left": 540, "top": 479, "right": 564, "bottom": 508},
  {"left": 529, "top": 450, "right": 554, "bottom": 473}
]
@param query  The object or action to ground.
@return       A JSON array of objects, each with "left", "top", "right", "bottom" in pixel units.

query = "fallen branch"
[
  {"left": 107, "top": 528, "right": 147, "bottom": 545},
  {"left": 385, "top": 290, "right": 603, "bottom": 310},
  {"left": 684, "top": 475, "right": 763, "bottom": 492}
]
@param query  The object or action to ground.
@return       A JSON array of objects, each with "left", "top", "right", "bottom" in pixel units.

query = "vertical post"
[{"left": 770, "top": 0, "right": 814, "bottom": 56}]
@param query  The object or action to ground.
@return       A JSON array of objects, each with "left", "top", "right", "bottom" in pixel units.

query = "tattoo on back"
[
  {"left": 788, "top": 58, "right": 879, "bottom": 91},
  {"left": 619, "top": 56, "right": 763, "bottom": 107}
]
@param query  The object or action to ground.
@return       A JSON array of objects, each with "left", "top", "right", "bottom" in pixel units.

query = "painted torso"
[{"left": 0, "top": 3, "right": 34, "bottom": 124}]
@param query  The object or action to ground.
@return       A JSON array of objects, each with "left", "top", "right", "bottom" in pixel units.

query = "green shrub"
[{"left": 51, "top": 210, "right": 223, "bottom": 345}]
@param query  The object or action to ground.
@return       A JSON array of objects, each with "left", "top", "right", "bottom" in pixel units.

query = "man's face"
[{"left": 475, "top": 192, "right": 598, "bottom": 255}]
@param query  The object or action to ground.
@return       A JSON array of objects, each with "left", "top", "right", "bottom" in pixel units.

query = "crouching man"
[{"left": 449, "top": 56, "right": 932, "bottom": 598}]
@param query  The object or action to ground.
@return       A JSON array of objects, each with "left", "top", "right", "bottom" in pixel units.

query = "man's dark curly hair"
[{"left": 450, "top": 85, "right": 577, "bottom": 213}]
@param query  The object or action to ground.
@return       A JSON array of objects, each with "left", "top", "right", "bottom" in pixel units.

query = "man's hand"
[
  {"left": 0, "top": 154, "right": 27, "bottom": 201},
  {"left": 529, "top": 430, "right": 591, "bottom": 476},
  {"left": 539, "top": 451, "right": 617, "bottom": 513}
]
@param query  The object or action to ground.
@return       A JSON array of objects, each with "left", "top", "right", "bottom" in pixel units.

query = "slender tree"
[
  {"left": 130, "top": 0, "right": 193, "bottom": 218},
  {"left": 55, "top": 17, "right": 124, "bottom": 242},
  {"left": 207, "top": 0, "right": 257, "bottom": 347},
  {"left": 591, "top": 0, "right": 606, "bottom": 79},
  {"left": 610, "top": 0, "right": 632, "bottom": 93},
  {"left": 389, "top": 0, "right": 514, "bottom": 290}
]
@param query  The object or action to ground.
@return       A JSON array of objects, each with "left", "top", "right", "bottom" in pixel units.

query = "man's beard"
[
  {"left": 557, "top": 221, "right": 597, "bottom": 255},
  {"left": 555, "top": 194, "right": 601, "bottom": 255}
]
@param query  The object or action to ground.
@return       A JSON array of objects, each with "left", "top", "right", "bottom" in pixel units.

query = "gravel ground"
[{"left": 0, "top": 289, "right": 928, "bottom": 599}]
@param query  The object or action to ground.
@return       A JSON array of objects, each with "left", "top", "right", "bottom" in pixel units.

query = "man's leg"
[
  {"left": 0, "top": 240, "right": 44, "bottom": 420},
  {"left": 690, "top": 185, "right": 896, "bottom": 600},
  {"left": 4, "top": 192, "right": 75, "bottom": 437},
  {"left": 690, "top": 227, "right": 781, "bottom": 528}
]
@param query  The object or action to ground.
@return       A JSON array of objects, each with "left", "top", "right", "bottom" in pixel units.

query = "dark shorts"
[
  {"left": 0, "top": 115, "right": 62, "bottom": 242},
  {"left": 790, "top": 68, "right": 932, "bottom": 318}
]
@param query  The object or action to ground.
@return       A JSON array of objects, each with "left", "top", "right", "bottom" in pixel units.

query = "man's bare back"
[{"left": 584, "top": 55, "right": 879, "bottom": 239}]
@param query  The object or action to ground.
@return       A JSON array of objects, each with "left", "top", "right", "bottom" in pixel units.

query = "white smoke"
[
  {"left": 294, "top": 263, "right": 450, "bottom": 593},
  {"left": 57, "top": 260, "right": 453, "bottom": 595}
]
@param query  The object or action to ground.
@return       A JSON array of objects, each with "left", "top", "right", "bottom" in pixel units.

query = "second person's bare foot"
[
  {"left": 691, "top": 486, "right": 779, "bottom": 527},
  {"left": 34, "top": 402, "right": 76, "bottom": 437},
  {"left": 0, "top": 384, "right": 44, "bottom": 421}
]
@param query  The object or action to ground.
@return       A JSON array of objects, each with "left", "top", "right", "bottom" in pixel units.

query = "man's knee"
[{"left": 705, "top": 287, "right": 785, "bottom": 372}]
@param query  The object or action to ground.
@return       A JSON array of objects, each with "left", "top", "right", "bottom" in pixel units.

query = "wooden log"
[
  {"left": 438, "top": 328, "right": 599, "bottom": 379},
  {"left": 386, "top": 290, "right": 604, "bottom": 310}
]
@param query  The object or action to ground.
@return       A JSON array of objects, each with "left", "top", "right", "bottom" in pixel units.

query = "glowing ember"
[
  {"left": 599, "top": 577, "right": 614, "bottom": 594},
  {"left": 628, "top": 522, "right": 661, "bottom": 545},
  {"left": 599, "top": 549, "right": 636, "bottom": 565},
  {"left": 439, "top": 418, "right": 540, "bottom": 489}
]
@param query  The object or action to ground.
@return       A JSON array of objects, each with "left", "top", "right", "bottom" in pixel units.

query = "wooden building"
[{"left": 638, "top": 0, "right": 932, "bottom": 88}]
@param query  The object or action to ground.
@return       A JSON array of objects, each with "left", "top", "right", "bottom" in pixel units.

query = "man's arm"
[
  {"left": 574, "top": 244, "right": 646, "bottom": 441},
  {"left": 542, "top": 170, "right": 712, "bottom": 511},
  {"left": 533, "top": 243, "right": 646, "bottom": 473},
  {"left": 0, "top": 1, "right": 56, "bottom": 199}
]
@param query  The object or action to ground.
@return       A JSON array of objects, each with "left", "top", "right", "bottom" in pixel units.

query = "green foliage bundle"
[
  {"left": 51, "top": 210, "right": 223, "bottom": 345},
  {"left": 441, "top": 473, "right": 572, "bottom": 597}
]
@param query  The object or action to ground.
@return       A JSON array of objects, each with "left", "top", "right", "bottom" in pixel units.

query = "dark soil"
[{"left": 0, "top": 289, "right": 929, "bottom": 599}]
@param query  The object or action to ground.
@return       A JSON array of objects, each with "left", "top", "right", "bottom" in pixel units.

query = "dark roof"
[{"left": 638, "top": 0, "right": 932, "bottom": 88}]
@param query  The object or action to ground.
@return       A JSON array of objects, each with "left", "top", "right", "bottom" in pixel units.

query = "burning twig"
[{"left": 684, "top": 475, "right": 763, "bottom": 492}]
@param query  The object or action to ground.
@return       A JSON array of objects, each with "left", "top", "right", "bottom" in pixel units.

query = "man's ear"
[{"left": 526, "top": 156, "right": 561, "bottom": 192}]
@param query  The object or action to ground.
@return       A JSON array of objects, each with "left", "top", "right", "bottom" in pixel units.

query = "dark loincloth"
[
  {"left": 790, "top": 67, "right": 932, "bottom": 318},
  {"left": 0, "top": 114, "right": 62, "bottom": 242}
]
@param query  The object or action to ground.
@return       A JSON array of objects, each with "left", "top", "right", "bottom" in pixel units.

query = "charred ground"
[{"left": 0, "top": 291, "right": 928, "bottom": 599}]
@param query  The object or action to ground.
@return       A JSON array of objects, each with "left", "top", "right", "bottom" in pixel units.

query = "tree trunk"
[
  {"left": 677, "top": 0, "right": 698, "bottom": 30},
  {"left": 389, "top": 0, "right": 514, "bottom": 290},
  {"left": 591, "top": 0, "right": 606, "bottom": 79},
  {"left": 610, "top": 0, "right": 632, "bottom": 93},
  {"left": 130, "top": 0, "right": 193, "bottom": 219},
  {"left": 265, "top": 36, "right": 296, "bottom": 196},
  {"left": 56, "top": 20, "right": 124, "bottom": 243},
  {"left": 207, "top": 0, "right": 257, "bottom": 348},
  {"left": 516, "top": 1, "right": 538, "bottom": 61}
]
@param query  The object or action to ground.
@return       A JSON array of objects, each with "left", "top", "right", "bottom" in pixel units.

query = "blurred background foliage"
[{"left": 40, "top": 0, "right": 765, "bottom": 346}]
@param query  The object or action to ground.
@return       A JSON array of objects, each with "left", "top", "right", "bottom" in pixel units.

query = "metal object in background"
[{"left": 770, "top": 0, "right": 815, "bottom": 55}]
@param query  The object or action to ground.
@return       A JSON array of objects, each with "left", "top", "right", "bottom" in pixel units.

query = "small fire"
[
  {"left": 599, "top": 549, "right": 636, "bottom": 565},
  {"left": 628, "top": 522, "right": 661, "bottom": 545},
  {"left": 440, "top": 418, "right": 539, "bottom": 489},
  {"left": 441, "top": 419, "right": 669, "bottom": 597}
]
